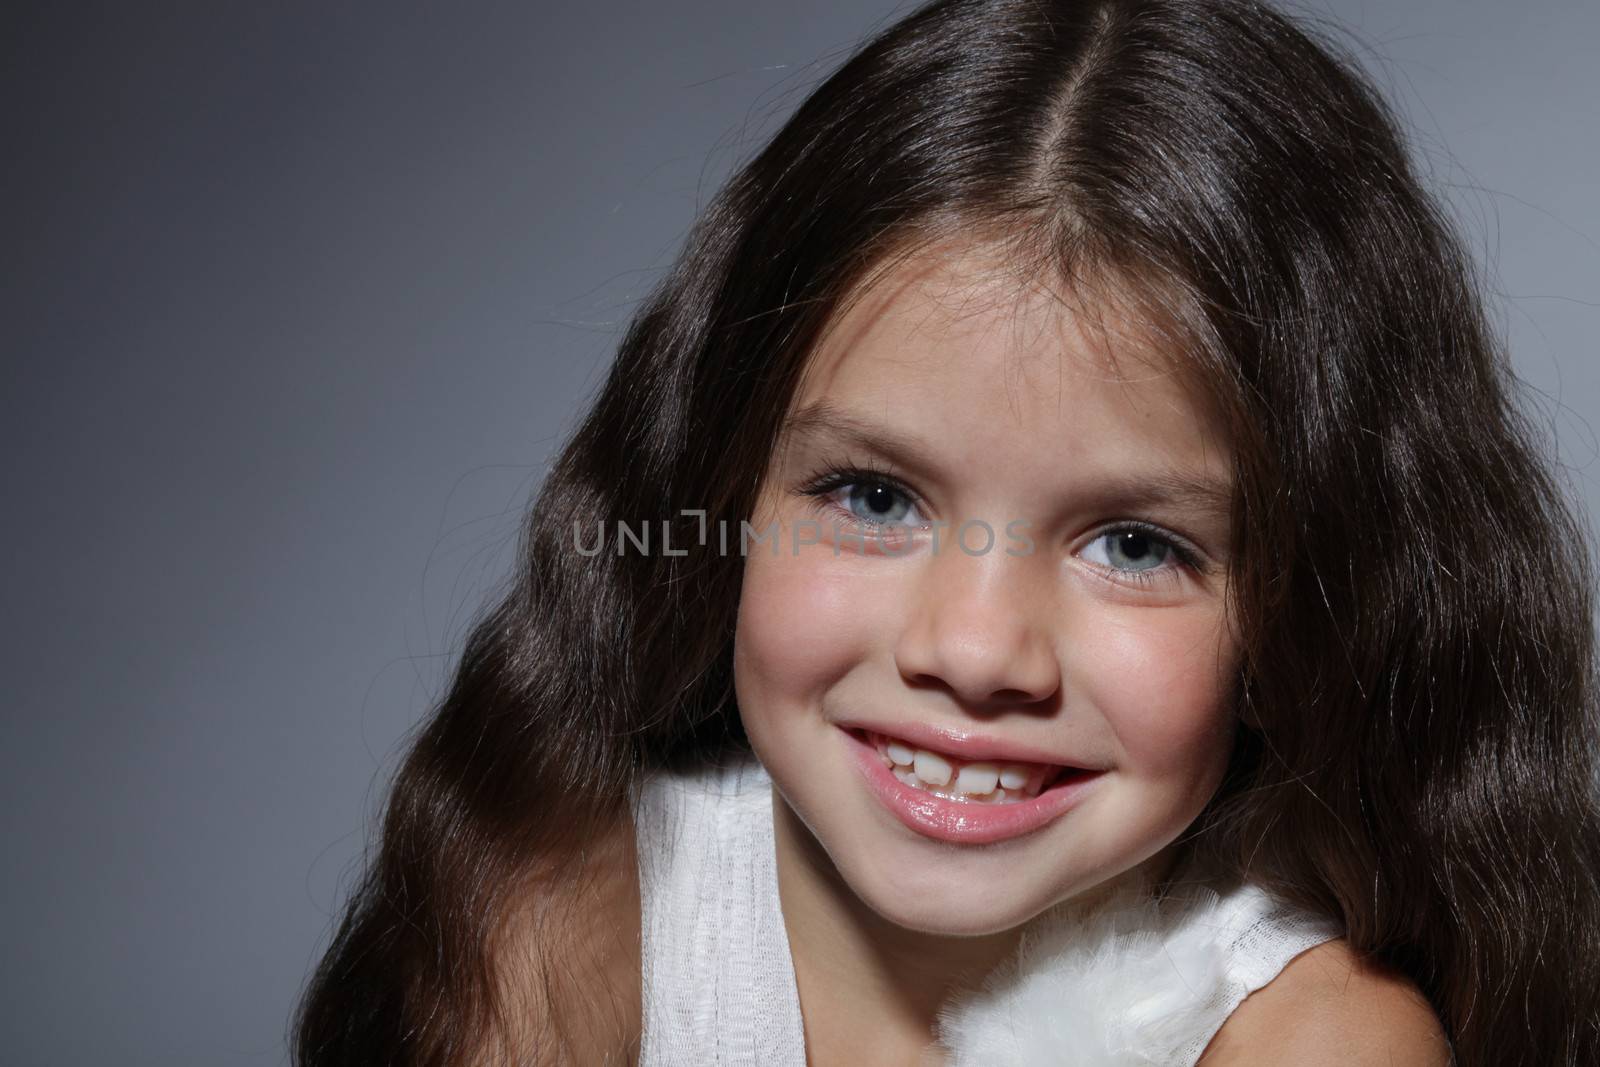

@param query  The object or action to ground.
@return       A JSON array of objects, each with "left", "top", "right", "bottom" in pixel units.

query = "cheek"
[
  {"left": 1086, "top": 607, "right": 1237, "bottom": 778},
  {"left": 733, "top": 547, "right": 889, "bottom": 720}
]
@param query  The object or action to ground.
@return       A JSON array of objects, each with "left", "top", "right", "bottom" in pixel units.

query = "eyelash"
[
  {"left": 796, "top": 454, "right": 934, "bottom": 531},
  {"left": 793, "top": 459, "right": 1207, "bottom": 588}
]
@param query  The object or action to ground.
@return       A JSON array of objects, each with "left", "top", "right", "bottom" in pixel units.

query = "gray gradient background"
[{"left": 3, "top": 2, "right": 1597, "bottom": 1063}]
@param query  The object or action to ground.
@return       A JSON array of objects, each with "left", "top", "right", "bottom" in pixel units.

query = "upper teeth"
[{"left": 874, "top": 732, "right": 1056, "bottom": 799}]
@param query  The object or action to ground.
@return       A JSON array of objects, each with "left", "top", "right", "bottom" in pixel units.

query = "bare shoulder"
[{"left": 1195, "top": 936, "right": 1452, "bottom": 1066}]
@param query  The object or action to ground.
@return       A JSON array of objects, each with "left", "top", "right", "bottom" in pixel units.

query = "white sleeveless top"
[{"left": 632, "top": 751, "right": 1342, "bottom": 1066}]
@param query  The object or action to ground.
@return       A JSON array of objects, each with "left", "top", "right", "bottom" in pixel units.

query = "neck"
[
  {"left": 772, "top": 793, "right": 1011, "bottom": 1065},
  {"left": 771, "top": 788, "right": 1183, "bottom": 1066}
]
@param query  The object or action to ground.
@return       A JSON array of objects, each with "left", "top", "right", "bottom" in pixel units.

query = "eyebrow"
[
  {"left": 779, "top": 398, "right": 1234, "bottom": 518},
  {"left": 779, "top": 399, "right": 931, "bottom": 472}
]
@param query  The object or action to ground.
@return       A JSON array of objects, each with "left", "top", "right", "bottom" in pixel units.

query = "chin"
[{"left": 837, "top": 850, "right": 1068, "bottom": 938}]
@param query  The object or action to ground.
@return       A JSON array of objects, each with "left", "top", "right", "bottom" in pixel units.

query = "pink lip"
[
  {"left": 837, "top": 718, "right": 1096, "bottom": 769},
  {"left": 842, "top": 727, "right": 1106, "bottom": 845}
]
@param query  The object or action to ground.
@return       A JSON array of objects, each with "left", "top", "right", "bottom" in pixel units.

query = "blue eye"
[
  {"left": 835, "top": 481, "right": 918, "bottom": 526},
  {"left": 1080, "top": 524, "right": 1198, "bottom": 588},
  {"left": 1092, "top": 529, "right": 1175, "bottom": 571},
  {"left": 798, "top": 463, "right": 927, "bottom": 529}
]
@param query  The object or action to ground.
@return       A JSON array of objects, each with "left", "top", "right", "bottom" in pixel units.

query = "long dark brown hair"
[{"left": 292, "top": 1, "right": 1600, "bottom": 1063}]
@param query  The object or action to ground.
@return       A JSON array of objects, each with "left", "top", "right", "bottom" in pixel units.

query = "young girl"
[{"left": 293, "top": 1, "right": 1600, "bottom": 1064}]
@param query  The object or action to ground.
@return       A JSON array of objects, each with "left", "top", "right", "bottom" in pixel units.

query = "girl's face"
[{"left": 734, "top": 241, "right": 1240, "bottom": 937}]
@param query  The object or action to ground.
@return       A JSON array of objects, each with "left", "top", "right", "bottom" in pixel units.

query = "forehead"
[{"left": 790, "top": 241, "right": 1230, "bottom": 465}]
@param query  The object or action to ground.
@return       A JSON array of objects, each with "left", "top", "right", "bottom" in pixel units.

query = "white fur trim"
[{"left": 935, "top": 876, "right": 1341, "bottom": 1065}]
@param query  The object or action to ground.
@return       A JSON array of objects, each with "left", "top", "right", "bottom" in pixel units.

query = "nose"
[{"left": 892, "top": 535, "right": 1062, "bottom": 709}]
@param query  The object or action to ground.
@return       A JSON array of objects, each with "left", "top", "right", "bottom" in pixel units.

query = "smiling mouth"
[{"left": 859, "top": 729, "right": 1080, "bottom": 806}]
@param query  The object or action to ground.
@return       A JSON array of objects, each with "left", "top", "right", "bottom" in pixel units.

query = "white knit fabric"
[
  {"left": 633, "top": 751, "right": 1342, "bottom": 1066},
  {"left": 634, "top": 753, "right": 805, "bottom": 1066}
]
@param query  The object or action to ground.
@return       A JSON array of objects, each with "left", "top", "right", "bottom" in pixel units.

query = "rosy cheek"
[
  {"left": 735, "top": 544, "right": 889, "bottom": 709},
  {"left": 1085, "top": 607, "right": 1236, "bottom": 776}
]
